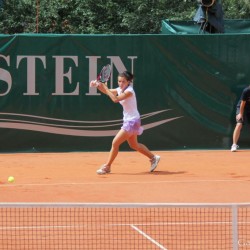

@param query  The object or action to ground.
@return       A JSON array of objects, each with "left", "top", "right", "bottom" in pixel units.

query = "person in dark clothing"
[
  {"left": 193, "top": 0, "right": 225, "bottom": 33},
  {"left": 231, "top": 85, "right": 250, "bottom": 152}
]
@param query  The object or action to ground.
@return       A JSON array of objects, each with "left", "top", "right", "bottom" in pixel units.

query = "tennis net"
[{"left": 0, "top": 203, "right": 249, "bottom": 249}]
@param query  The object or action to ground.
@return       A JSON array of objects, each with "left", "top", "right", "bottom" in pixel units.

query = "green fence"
[{"left": 0, "top": 33, "right": 249, "bottom": 152}]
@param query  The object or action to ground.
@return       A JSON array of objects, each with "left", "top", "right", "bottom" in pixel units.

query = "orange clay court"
[{"left": 0, "top": 150, "right": 249, "bottom": 203}]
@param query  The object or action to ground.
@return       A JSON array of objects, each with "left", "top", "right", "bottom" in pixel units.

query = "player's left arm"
[{"left": 97, "top": 82, "right": 117, "bottom": 96}]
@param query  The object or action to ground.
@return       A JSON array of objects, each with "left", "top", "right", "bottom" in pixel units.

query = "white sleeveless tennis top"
[{"left": 116, "top": 85, "right": 140, "bottom": 122}]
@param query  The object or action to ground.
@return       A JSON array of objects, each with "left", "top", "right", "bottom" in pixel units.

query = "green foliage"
[
  {"left": 0, "top": 0, "right": 36, "bottom": 33},
  {"left": 223, "top": 0, "right": 250, "bottom": 19},
  {"left": 0, "top": 0, "right": 250, "bottom": 34}
]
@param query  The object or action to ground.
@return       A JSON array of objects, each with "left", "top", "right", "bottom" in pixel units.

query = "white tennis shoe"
[
  {"left": 96, "top": 164, "right": 111, "bottom": 175},
  {"left": 150, "top": 155, "right": 160, "bottom": 172},
  {"left": 231, "top": 144, "right": 239, "bottom": 152}
]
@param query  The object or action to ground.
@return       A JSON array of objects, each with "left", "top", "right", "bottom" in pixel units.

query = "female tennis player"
[{"left": 90, "top": 71, "right": 160, "bottom": 174}]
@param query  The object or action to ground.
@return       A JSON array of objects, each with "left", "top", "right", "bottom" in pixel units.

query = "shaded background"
[{"left": 0, "top": 31, "right": 250, "bottom": 152}]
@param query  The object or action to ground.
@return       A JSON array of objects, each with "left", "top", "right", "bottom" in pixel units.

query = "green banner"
[
  {"left": 0, "top": 33, "right": 249, "bottom": 152},
  {"left": 161, "top": 19, "right": 250, "bottom": 34}
]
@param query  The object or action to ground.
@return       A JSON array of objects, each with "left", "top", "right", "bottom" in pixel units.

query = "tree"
[
  {"left": 0, "top": 0, "right": 250, "bottom": 34},
  {"left": 223, "top": 0, "right": 250, "bottom": 19},
  {"left": 0, "top": 0, "right": 35, "bottom": 33}
]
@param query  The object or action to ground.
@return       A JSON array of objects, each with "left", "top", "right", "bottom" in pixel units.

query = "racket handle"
[{"left": 90, "top": 80, "right": 100, "bottom": 87}]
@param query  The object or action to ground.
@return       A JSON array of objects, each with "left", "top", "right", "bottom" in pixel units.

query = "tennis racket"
[
  {"left": 97, "top": 64, "right": 112, "bottom": 83},
  {"left": 90, "top": 64, "right": 112, "bottom": 87}
]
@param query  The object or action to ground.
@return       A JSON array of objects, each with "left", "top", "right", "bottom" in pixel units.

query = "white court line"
[
  {"left": 131, "top": 225, "right": 168, "bottom": 250},
  {"left": 1, "top": 220, "right": 250, "bottom": 230},
  {"left": 1, "top": 179, "right": 248, "bottom": 188}
]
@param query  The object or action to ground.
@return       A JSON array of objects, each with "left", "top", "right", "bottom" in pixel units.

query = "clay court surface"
[{"left": 0, "top": 150, "right": 249, "bottom": 203}]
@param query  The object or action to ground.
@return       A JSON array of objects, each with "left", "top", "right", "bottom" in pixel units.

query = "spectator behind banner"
[{"left": 193, "top": 0, "right": 225, "bottom": 33}]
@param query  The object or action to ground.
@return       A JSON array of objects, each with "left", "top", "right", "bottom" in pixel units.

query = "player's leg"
[
  {"left": 106, "top": 129, "right": 128, "bottom": 166},
  {"left": 231, "top": 118, "right": 243, "bottom": 152},
  {"left": 127, "top": 134, "right": 153, "bottom": 158},
  {"left": 97, "top": 129, "right": 128, "bottom": 174},
  {"left": 232, "top": 123, "right": 242, "bottom": 145},
  {"left": 127, "top": 135, "right": 160, "bottom": 172},
  {"left": 231, "top": 106, "right": 243, "bottom": 152}
]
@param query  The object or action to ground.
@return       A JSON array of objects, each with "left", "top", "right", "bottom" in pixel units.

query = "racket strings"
[{"left": 99, "top": 65, "right": 111, "bottom": 83}]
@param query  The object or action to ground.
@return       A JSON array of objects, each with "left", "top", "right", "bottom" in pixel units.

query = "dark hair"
[{"left": 119, "top": 71, "right": 134, "bottom": 82}]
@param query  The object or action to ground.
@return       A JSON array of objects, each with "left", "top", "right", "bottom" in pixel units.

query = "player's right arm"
[{"left": 96, "top": 82, "right": 117, "bottom": 97}]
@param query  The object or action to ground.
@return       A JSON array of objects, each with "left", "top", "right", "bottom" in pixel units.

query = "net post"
[{"left": 232, "top": 204, "right": 239, "bottom": 250}]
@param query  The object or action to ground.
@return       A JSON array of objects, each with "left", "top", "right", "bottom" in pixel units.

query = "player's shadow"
[
  {"left": 117, "top": 171, "right": 187, "bottom": 176},
  {"left": 148, "top": 170, "right": 187, "bottom": 175}
]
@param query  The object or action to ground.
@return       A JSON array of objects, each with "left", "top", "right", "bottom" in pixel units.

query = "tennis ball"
[{"left": 8, "top": 176, "right": 15, "bottom": 183}]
